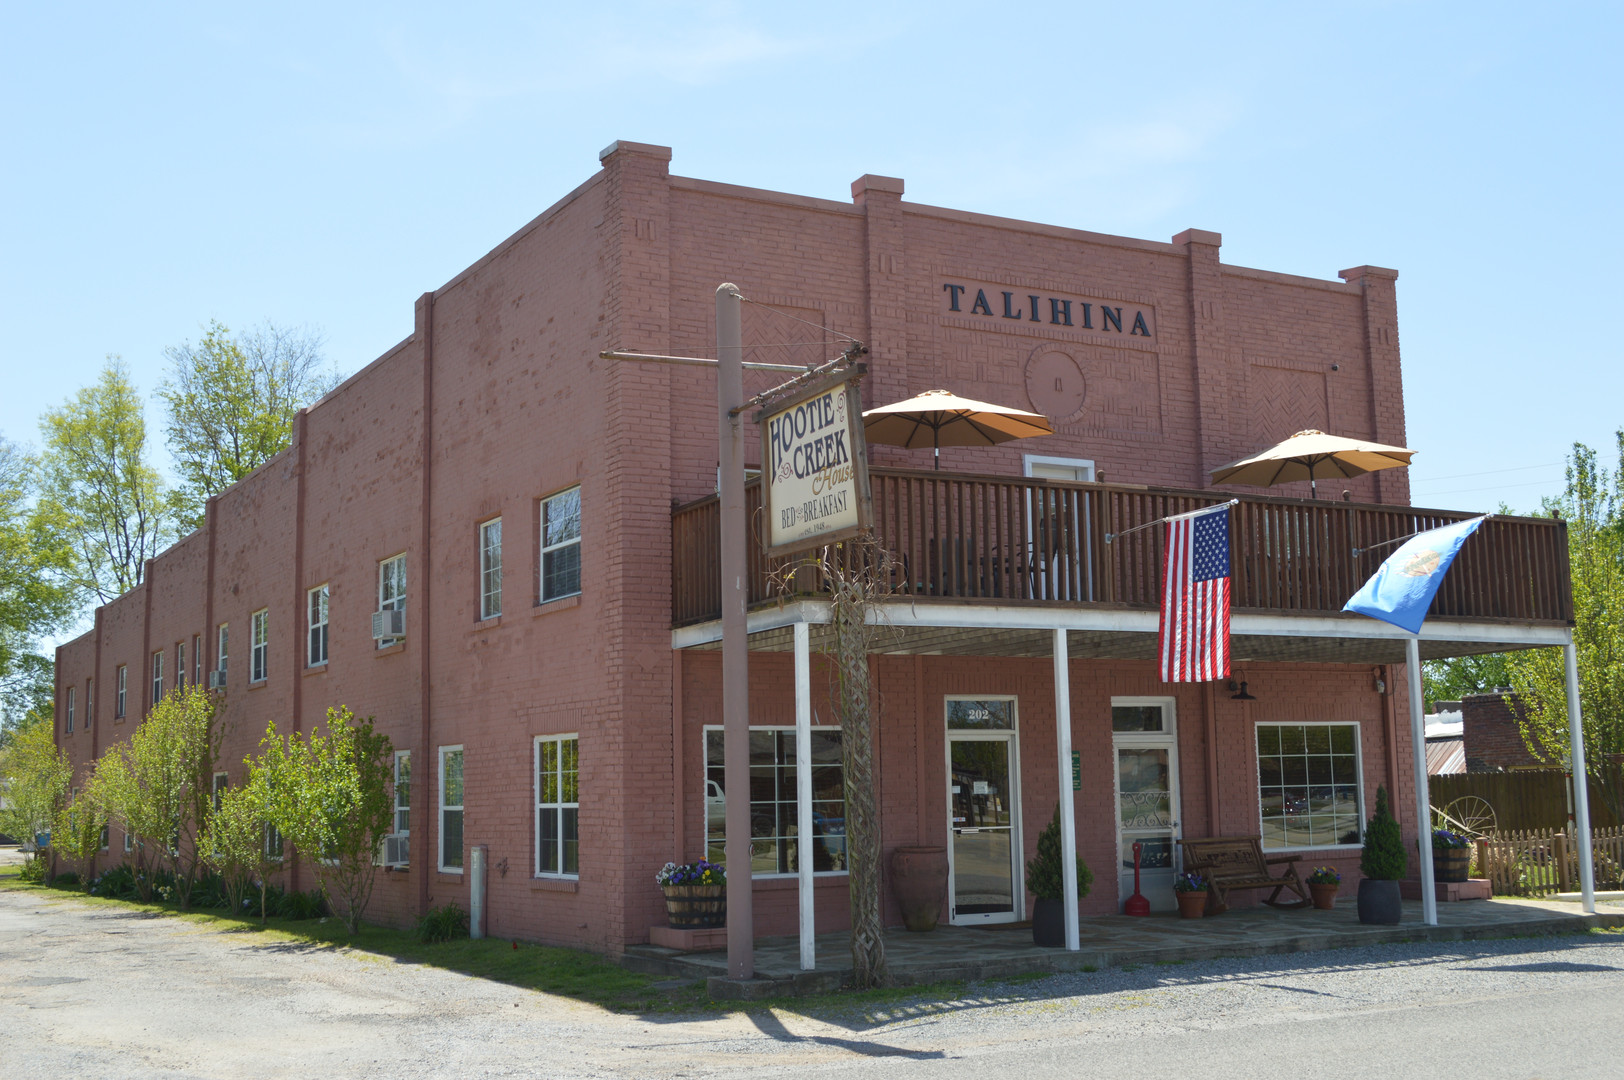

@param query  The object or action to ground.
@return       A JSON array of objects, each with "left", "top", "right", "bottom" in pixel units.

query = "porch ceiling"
[{"left": 673, "top": 598, "right": 1570, "bottom": 665}]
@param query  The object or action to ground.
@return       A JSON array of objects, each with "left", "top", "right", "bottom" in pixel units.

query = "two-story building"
[{"left": 53, "top": 140, "right": 1572, "bottom": 955}]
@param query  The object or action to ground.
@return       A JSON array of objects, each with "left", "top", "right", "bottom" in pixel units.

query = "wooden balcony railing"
[{"left": 671, "top": 468, "right": 1574, "bottom": 629}]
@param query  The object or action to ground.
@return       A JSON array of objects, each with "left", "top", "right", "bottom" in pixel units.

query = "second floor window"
[
  {"left": 479, "top": 518, "right": 502, "bottom": 620},
  {"left": 540, "top": 487, "right": 581, "bottom": 603},
  {"left": 65, "top": 687, "right": 74, "bottom": 732},
  {"left": 176, "top": 641, "right": 186, "bottom": 689},
  {"left": 116, "top": 666, "right": 126, "bottom": 718},
  {"left": 217, "top": 623, "right": 229, "bottom": 677},
  {"left": 378, "top": 554, "right": 406, "bottom": 648},
  {"left": 250, "top": 609, "right": 269, "bottom": 683},
  {"left": 193, "top": 635, "right": 202, "bottom": 686},
  {"left": 308, "top": 584, "right": 330, "bottom": 666},
  {"left": 151, "top": 651, "right": 164, "bottom": 705}
]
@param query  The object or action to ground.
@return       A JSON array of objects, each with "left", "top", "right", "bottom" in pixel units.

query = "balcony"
[{"left": 671, "top": 469, "right": 1572, "bottom": 649}]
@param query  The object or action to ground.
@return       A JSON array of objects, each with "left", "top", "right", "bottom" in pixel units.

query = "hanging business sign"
[{"left": 756, "top": 372, "right": 872, "bottom": 556}]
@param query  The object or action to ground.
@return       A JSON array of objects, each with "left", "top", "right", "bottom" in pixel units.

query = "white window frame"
[
  {"left": 116, "top": 665, "right": 126, "bottom": 718},
  {"left": 479, "top": 518, "right": 503, "bottom": 620},
  {"left": 1254, "top": 720, "right": 1366, "bottom": 853},
  {"left": 533, "top": 734, "right": 579, "bottom": 879},
  {"left": 378, "top": 553, "right": 406, "bottom": 648},
  {"left": 438, "top": 745, "right": 464, "bottom": 874},
  {"left": 124, "top": 829, "right": 133, "bottom": 854},
  {"left": 212, "top": 772, "right": 229, "bottom": 813},
  {"left": 539, "top": 487, "right": 582, "bottom": 603},
  {"left": 193, "top": 635, "right": 202, "bottom": 686},
  {"left": 1022, "top": 454, "right": 1096, "bottom": 483},
  {"left": 65, "top": 687, "right": 74, "bottom": 732},
  {"left": 264, "top": 822, "right": 284, "bottom": 861},
  {"left": 393, "top": 749, "right": 412, "bottom": 837},
  {"left": 217, "top": 623, "right": 229, "bottom": 677},
  {"left": 307, "top": 583, "right": 330, "bottom": 667},
  {"left": 176, "top": 641, "right": 186, "bottom": 690},
  {"left": 250, "top": 609, "right": 269, "bottom": 684},
  {"left": 85, "top": 678, "right": 92, "bottom": 729},
  {"left": 151, "top": 651, "right": 164, "bottom": 705},
  {"left": 701, "top": 723, "right": 848, "bottom": 879}
]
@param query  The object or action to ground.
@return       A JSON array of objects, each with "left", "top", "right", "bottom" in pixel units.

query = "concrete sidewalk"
[{"left": 623, "top": 896, "right": 1624, "bottom": 999}]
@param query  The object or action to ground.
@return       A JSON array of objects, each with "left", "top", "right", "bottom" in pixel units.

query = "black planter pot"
[
  {"left": 1032, "top": 897, "right": 1066, "bottom": 947},
  {"left": 1357, "top": 878, "right": 1402, "bottom": 924}
]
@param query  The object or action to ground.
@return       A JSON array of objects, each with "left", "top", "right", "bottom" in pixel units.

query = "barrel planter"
[
  {"left": 663, "top": 885, "right": 726, "bottom": 928},
  {"left": 1433, "top": 847, "right": 1470, "bottom": 883},
  {"left": 889, "top": 845, "right": 949, "bottom": 932},
  {"left": 1357, "top": 878, "right": 1402, "bottom": 924}
]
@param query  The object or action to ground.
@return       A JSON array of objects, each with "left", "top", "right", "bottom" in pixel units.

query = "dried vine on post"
[{"left": 771, "top": 532, "right": 897, "bottom": 988}]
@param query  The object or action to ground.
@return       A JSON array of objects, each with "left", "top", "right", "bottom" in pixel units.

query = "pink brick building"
[{"left": 52, "top": 141, "right": 1573, "bottom": 954}]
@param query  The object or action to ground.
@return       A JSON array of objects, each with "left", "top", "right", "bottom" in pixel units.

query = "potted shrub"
[
  {"left": 1357, "top": 786, "right": 1407, "bottom": 924},
  {"left": 1432, "top": 829, "right": 1471, "bottom": 882},
  {"left": 1306, "top": 866, "right": 1341, "bottom": 910},
  {"left": 1173, "top": 872, "right": 1209, "bottom": 919},
  {"left": 1025, "top": 805, "right": 1094, "bottom": 947},
  {"left": 656, "top": 859, "right": 726, "bottom": 928}
]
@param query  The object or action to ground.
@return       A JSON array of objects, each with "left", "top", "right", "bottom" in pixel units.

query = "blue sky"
[{"left": 2, "top": 2, "right": 1619, "bottom": 514}]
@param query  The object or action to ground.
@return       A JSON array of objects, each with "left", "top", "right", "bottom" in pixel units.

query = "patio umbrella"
[
  {"left": 1211, "top": 429, "right": 1415, "bottom": 499},
  {"left": 863, "top": 389, "right": 1054, "bottom": 469}
]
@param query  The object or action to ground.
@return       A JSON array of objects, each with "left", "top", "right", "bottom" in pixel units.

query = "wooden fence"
[
  {"left": 1430, "top": 767, "right": 1623, "bottom": 833},
  {"left": 1478, "top": 824, "right": 1624, "bottom": 896}
]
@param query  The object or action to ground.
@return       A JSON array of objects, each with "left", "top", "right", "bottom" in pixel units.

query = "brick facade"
[
  {"left": 54, "top": 140, "right": 1420, "bottom": 951},
  {"left": 1462, "top": 691, "right": 1541, "bottom": 771}
]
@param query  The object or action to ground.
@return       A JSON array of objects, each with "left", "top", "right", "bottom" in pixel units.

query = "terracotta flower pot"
[
  {"left": 889, "top": 846, "right": 949, "bottom": 932},
  {"left": 1176, "top": 890, "right": 1208, "bottom": 919},
  {"left": 1309, "top": 882, "right": 1338, "bottom": 910}
]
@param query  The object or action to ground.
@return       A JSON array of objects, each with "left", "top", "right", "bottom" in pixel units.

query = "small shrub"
[
  {"left": 90, "top": 863, "right": 139, "bottom": 900},
  {"left": 278, "top": 888, "right": 328, "bottom": 921},
  {"left": 18, "top": 857, "right": 47, "bottom": 884},
  {"left": 1024, "top": 804, "right": 1094, "bottom": 901},
  {"left": 51, "top": 870, "right": 81, "bottom": 889},
  {"left": 416, "top": 903, "right": 470, "bottom": 943},
  {"left": 1361, "top": 786, "right": 1407, "bottom": 881}
]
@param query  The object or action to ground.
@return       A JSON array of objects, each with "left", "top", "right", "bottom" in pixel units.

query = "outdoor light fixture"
[{"left": 1227, "top": 678, "right": 1257, "bottom": 700}]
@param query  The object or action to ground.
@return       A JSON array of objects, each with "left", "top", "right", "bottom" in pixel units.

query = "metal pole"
[
  {"left": 1564, "top": 641, "right": 1596, "bottom": 913},
  {"left": 1404, "top": 637, "right": 1437, "bottom": 925},
  {"left": 1053, "top": 628, "right": 1079, "bottom": 950},
  {"left": 718, "top": 283, "right": 753, "bottom": 979},
  {"left": 794, "top": 620, "right": 815, "bottom": 969}
]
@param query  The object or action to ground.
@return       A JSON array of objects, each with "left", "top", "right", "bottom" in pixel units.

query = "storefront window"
[
  {"left": 1256, "top": 723, "right": 1363, "bottom": 849},
  {"left": 704, "top": 727, "right": 845, "bottom": 876}
]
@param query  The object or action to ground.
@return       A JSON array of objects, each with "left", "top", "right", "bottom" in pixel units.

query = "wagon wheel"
[{"left": 1434, "top": 796, "right": 1497, "bottom": 839}]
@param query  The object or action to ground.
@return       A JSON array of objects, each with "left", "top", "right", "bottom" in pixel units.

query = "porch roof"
[{"left": 671, "top": 598, "right": 1570, "bottom": 665}]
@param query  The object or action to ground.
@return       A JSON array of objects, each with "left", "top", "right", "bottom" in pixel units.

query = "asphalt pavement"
[{"left": 4, "top": 881, "right": 1623, "bottom": 1079}]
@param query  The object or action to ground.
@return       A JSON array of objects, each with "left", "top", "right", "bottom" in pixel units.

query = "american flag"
[{"left": 1158, "top": 505, "right": 1231, "bottom": 682}]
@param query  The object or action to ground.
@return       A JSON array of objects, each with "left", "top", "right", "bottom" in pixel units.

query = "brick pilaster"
[
  {"left": 1173, "top": 228, "right": 1230, "bottom": 488},
  {"left": 1339, "top": 265, "right": 1408, "bottom": 505},
  {"left": 852, "top": 174, "right": 908, "bottom": 411}
]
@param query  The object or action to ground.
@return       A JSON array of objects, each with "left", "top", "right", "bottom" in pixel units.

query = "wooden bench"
[{"left": 1179, "top": 836, "right": 1312, "bottom": 913}]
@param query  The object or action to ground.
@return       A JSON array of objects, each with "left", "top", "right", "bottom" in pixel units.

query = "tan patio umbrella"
[
  {"left": 863, "top": 389, "right": 1054, "bottom": 469},
  {"left": 1211, "top": 429, "right": 1415, "bottom": 499}
]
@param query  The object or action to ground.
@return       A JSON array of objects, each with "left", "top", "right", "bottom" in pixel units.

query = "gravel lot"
[{"left": 4, "top": 881, "right": 1624, "bottom": 1079}]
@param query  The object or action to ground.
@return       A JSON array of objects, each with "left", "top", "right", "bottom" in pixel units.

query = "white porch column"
[
  {"left": 1053, "top": 628, "right": 1079, "bottom": 950},
  {"left": 795, "top": 620, "right": 816, "bottom": 968},
  {"left": 1565, "top": 642, "right": 1596, "bottom": 913},
  {"left": 1404, "top": 637, "right": 1438, "bottom": 925}
]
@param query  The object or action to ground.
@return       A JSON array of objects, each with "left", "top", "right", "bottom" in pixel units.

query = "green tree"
[
  {"left": 0, "top": 719, "right": 70, "bottom": 876},
  {"left": 0, "top": 436, "right": 75, "bottom": 734},
  {"left": 258, "top": 707, "right": 393, "bottom": 935},
  {"left": 200, "top": 771, "right": 280, "bottom": 922},
  {"left": 159, "top": 321, "right": 336, "bottom": 530},
  {"left": 53, "top": 768, "right": 110, "bottom": 890},
  {"left": 35, "top": 360, "right": 173, "bottom": 603},
  {"left": 96, "top": 684, "right": 220, "bottom": 907},
  {"left": 1422, "top": 653, "right": 1510, "bottom": 709},
  {"left": 1505, "top": 434, "right": 1624, "bottom": 823}
]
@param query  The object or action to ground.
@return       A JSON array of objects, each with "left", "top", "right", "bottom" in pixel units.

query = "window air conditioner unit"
[
  {"left": 383, "top": 833, "right": 409, "bottom": 867},
  {"left": 372, "top": 609, "right": 405, "bottom": 639},
  {"left": 207, "top": 669, "right": 227, "bottom": 690}
]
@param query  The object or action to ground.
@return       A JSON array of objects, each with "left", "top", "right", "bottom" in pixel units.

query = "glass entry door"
[
  {"left": 1112, "top": 700, "right": 1181, "bottom": 913},
  {"left": 948, "top": 735, "right": 1019, "bottom": 923}
]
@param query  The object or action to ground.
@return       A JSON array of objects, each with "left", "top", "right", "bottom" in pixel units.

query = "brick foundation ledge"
[
  {"left": 1400, "top": 878, "right": 1491, "bottom": 902},
  {"left": 649, "top": 925, "right": 728, "bottom": 951}
]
